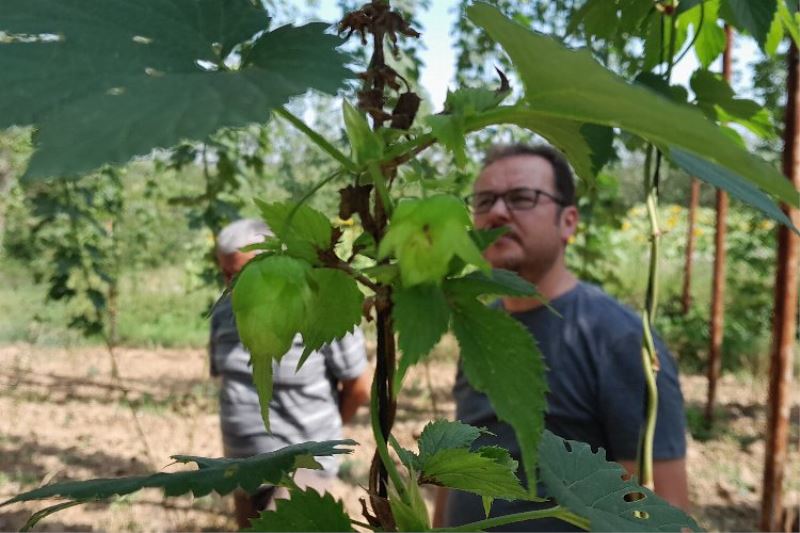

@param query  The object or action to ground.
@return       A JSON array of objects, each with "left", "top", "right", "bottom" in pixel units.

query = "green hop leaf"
[
  {"left": 2, "top": 0, "right": 351, "bottom": 180},
  {"left": 343, "top": 100, "right": 383, "bottom": 165},
  {"left": 427, "top": 83, "right": 510, "bottom": 168},
  {"left": 419, "top": 447, "right": 528, "bottom": 501},
  {"left": 245, "top": 488, "right": 354, "bottom": 532},
  {"left": 539, "top": 431, "right": 701, "bottom": 532},
  {"left": 232, "top": 255, "right": 313, "bottom": 428},
  {"left": 467, "top": 3, "right": 799, "bottom": 207},
  {"left": 379, "top": 195, "right": 488, "bottom": 286},
  {"left": 3, "top": 440, "right": 355, "bottom": 507},
  {"left": 299, "top": 268, "right": 365, "bottom": 365},
  {"left": 449, "top": 296, "right": 548, "bottom": 495},
  {"left": 393, "top": 284, "right": 451, "bottom": 389},
  {"left": 256, "top": 200, "right": 333, "bottom": 264},
  {"left": 416, "top": 419, "right": 486, "bottom": 461}
]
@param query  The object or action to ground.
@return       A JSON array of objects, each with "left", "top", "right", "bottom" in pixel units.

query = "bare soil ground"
[{"left": 0, "top": 344, "right": 797, "bottom": 532}]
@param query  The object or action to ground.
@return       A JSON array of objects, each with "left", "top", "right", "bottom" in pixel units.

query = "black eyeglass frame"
[{"left": 465, "top": 187, "right": 567, "bottom": 214}]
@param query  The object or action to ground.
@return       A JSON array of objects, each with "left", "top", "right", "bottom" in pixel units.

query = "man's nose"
[{"left": 484, "top": 195, "right": 512, "bottom": 223}]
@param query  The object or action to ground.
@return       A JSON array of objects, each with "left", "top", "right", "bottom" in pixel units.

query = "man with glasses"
[{"left": 435, "top": 144, "right": 689, "bottom": 530}]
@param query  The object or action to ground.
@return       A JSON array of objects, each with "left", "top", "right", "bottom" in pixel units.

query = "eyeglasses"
[{"left": 466, "top": 187, "right": 566, "bottom": 214}]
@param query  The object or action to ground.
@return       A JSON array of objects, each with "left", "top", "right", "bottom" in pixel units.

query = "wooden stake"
[
  {"left": 681, "top": 178, "right": 701, "bottom": 314},
  {"left": 760, "top": 41, "right": 800, "bottom": 533},
  {"left": 704, "top": 25, "right": 733, "bottom": 425}
]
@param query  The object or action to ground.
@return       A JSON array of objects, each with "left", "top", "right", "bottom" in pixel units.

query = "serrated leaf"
[
  {"left": 678, "top": 0, "right": 726, "bottom": 67},
  {"left": 300, "top": 268, "right": 364, "bottom": 363},
  {"left": 539, "top": 431, "right": 701, "bottom": 532},
  {"left": 427, "top": 113, "right": 469, "bottom": 168},
  {"left": 416, "top": 419, "right": 485, "bottom": 461},
  {"left": 778, "top": 0, "right": 800, "bottom": 46},
  {"left": 3, "top": 441, "right": 355, "bottom": 507},
  {"left": 670, "top": 148, "right": 798, "bottom": 232},
  {"left": 232, "top": 255, "right": 313, "bottom": 428},
  {"left": 467, "top": 3, "right": 799, "bottom": 208},
  {"left": 427, "top": 84, "right": 510, "bottom": 169},
  {"left": 449, "top": 297, "right": 547, "bottom": 494},
  {"left": 2, "top": 1, "right": 350, "bottom": 180},
  {"left": 444, "top": 269, "right": 543, "bottom": 300},
  {"left": 256, "top": 200, "right": 333, "bottom": 264},
  {"left": 245, "top": 488, "right": 354, "bottom": 532},
  {"left": 765, "top": 6, "right": 786, "bottom": 55},
  {"left": 690, "top": 69, "right": 775, "bottom": 138},
  {"left": 343, "top": 100, "right": 383, "bottom": 165},
  {"left": 419, "top": 447, "right": 528, "bottom": 501},
  {"left": 379, "top": 195, "right": 488, "bottom": 286},
  {"left": 393, "top": 284, "right": 451, "bottom": 389},
  {"left": 720, "top": 0, "right": 778, "bottom": 47}
]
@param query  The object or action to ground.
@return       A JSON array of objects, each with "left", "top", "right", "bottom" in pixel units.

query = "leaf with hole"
[{"left": 539, "top": 431, "right": 701, "bottom": 532}]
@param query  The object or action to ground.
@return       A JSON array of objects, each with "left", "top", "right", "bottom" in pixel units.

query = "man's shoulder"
[{"left": 569, "top": 282, "right": 643, "bottom": 340}]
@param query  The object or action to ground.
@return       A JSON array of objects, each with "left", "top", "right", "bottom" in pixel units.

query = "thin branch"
[{"left": 274, "top": 106, "right": 356, "bottom": 172}]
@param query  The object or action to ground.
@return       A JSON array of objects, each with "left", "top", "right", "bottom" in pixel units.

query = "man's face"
[
  {"left": 217, "top": 250, "right": 256, "bottom": 287},
  {"left": 472, "top": 154, "right": 578, "bottom": 282}
]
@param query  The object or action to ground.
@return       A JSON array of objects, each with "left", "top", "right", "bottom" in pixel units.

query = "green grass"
[{"left": 0, "top": 258, "right": 217, "bottom": 348}]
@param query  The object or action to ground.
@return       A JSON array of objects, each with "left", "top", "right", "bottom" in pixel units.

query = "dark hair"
[{"left": 482, "top": 144, "right": 576, "bottom": 206}]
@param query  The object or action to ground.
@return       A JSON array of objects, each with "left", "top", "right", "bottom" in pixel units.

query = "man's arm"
[
  {"left": 433, "top": 487, "right": 449, "bottom": 528},
  {"left": 618, "top": 458, "right": 690, "bottom": 512},
  {"left": 339, "top": 367, "right": 372, "bottom": 424}
]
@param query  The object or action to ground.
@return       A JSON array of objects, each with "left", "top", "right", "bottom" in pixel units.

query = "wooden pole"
[
  {"left": 704, "top": 25, "right": 733, "bottom": 425},
  {"left": 760, "top": 41, "right": 800, "bottom": 533},
  {"left": 681, "top": 178, "right": 701, "bottom": 314}
]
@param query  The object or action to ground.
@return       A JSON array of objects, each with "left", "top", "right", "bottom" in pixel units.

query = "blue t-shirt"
[{"left": 445, "top": 282, "right": 687, "bottom": 531}]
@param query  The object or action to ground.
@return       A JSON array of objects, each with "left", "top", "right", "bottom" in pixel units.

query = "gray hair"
[{"left": 216, "top": 218, "right": 272, "bottom": 255}]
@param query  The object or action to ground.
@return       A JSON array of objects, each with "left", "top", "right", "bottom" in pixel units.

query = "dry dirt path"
[{"left": 0, "top": 344, "right": 796, "bottom": 531}]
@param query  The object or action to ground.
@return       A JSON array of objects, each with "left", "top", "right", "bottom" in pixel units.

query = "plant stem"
[
  {"left": 369, "top": 368, "right": 405, "bottom": 498},
  {"left": 433, "top": 505, "right": 589, "bottom": 532},
  {"left": 274, "top": 106, "right": 356, "bottom": 172},
  {"left": 636, "top": 4, "right": 678, "bottom": 489}
]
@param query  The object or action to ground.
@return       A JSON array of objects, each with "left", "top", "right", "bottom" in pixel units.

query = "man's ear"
[{"left": 560, "top": 205, "right": 579, "bottom": 243}]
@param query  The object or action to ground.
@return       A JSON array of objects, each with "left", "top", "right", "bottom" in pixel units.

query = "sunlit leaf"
[
  {"left": 300, "top": 268, "right": 364, "bottom": 363},
  {"left": 232, "top": 255, "right": 312, "bottom": 428},
  {"left": 343, "top": 101, "right": 383, "bottom": 165},
  {"left": 256, "top": 200, "right": 333, "bottom": 264},
  {"left": 467, "top": 3, "right": 799, "bottom": 207},
  {"left": 720, "top": 0, "right": 778, "bottom": 47},
  {"left": 379, "top": 195, "right": 488, "bottom": 286}
]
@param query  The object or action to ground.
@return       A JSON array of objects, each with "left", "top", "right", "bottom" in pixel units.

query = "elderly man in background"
[{"left": 211, "top": 218, "right": 371, "bottom": 528}]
